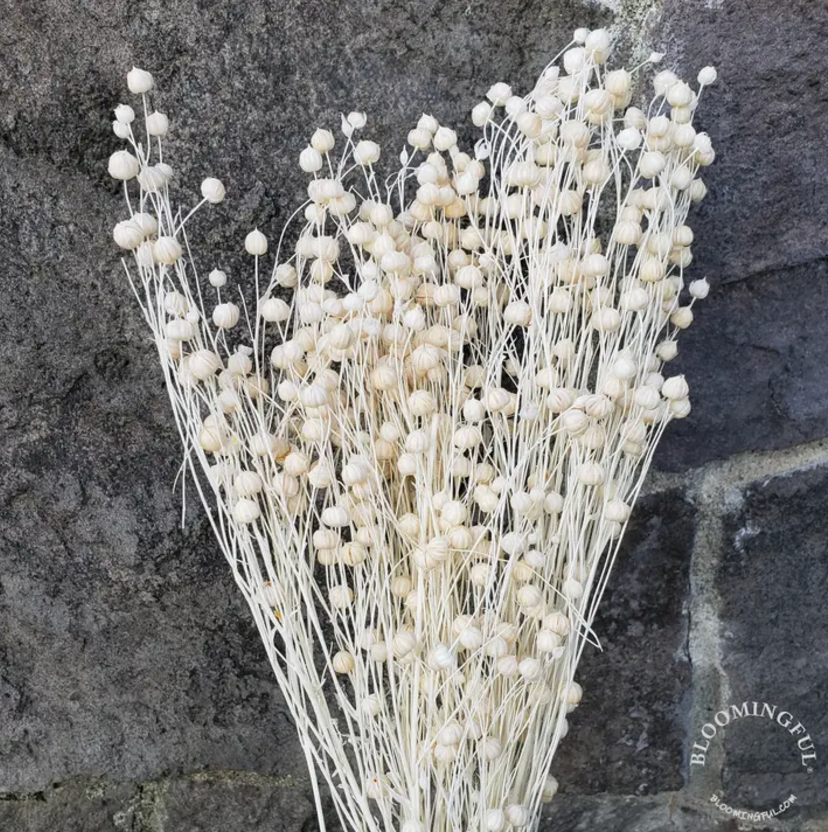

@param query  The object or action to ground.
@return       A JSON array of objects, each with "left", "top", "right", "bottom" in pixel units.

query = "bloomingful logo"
[{"left": 690, "top": 700, "right": 816, "bottom": 822}]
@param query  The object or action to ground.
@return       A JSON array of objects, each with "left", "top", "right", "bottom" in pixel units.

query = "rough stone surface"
[
  {"left": 1, "top": 0, "right": 828, "bottom": 829},
  {"left": 655, "top": 259, "right": 828, "bottom": 471},
  {"left": 651, "top": 0, "right": 828, "bottom": 469},
  {"left": 552, "top": 490, "right": 695, "bottom": 796},
  {"left": 712, "top": 464, "right": 828, "bottom": 817},
  {"left": 660, "top": 0, "right": 828, "bottom": 286}
]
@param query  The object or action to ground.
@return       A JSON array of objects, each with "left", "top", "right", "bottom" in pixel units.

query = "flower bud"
[
  {"left": 433, "top": 126, "right": 457, "bottom": 151},
  {"left": 670, "top": 306, "right": 694, "bottom": 329},
  {"left": 138, "top": 165, "right": 168, "bottom": 192},
  {"left": 275, "top": 264, "right": 298, "bottom": 288},
  {"left": 698, "top": 66, "right": 718, "bottom": 86},
  {"left": 639, "top": 151, "right": 666, "bottom": 178},
  {"left": 146, "top": 111, "right": 169, "bottom": 136},
  {"left": 113, "top": 220, "right": 144, "bottom": 250},
  {"left": 153, "top": 236, "right": 182, "bottom": 265},
  {"left": 130, "top": 213, "right": 157, "bottom": 238},
  {"left": 311, "top": 128, "right": 335, "bottom": 153},
  {"left": 667, "top": 81, "right": 693, "bottom": 107},
  {"left": 245, "top": 228, "right": 268, "bottom": 256},
  {"left": 662, "top": 375, "right": 690, "bottom": 400},
  {"left": 605, "top": 69, "right": 631, "bottom": 98},
  {"left": 485, "top": 809, "right": 505, "bottom": 832},
  {"left": 486, "top": 82, "right": 512, "bottom": 106},
  {"left": 656, "top": 340, "right": 679, "bottom": 362},
  {"left": 604, "top": 498, "right": 631, "bottom": 523},
  {"left": 505, "top": 805, "right": 529, "bottom": 827},
  {"left": 585, "top": 27, "right": 610, "bottom": 54},
  {"left": 114, "top": 104, "right": 135, "bottom": 124},
  {"left": 212, "top": 303, "right": 240, "bottom": 329},
  {"left": 354, "top": 140, "right": 380, "bottom": 166},
  {"left": 689, "top": 278, "right": 710, "bottom": 299},
  {"left": 471, "top": 101, "right": 493, "bottom": 126},
  {"left": 415, "top": 114, "right": 438, "bottom": 134},
  {"left": 541, "top": 775, "right": 559, "bottom": 802},
  {"left": 563, "top": 46, "right": 586, "bottom": 75},
  {"left": 126, "top": 66, "right": 154, "bottom": 94},
  {"left": 201, "top": 178, "right": 226, "bottom": 204},
  {"left": 332, "top": 650, "right": 355, "bottom": 674},
  {"left": 504, "top": 301, "right": 531, "bottom": 326},
  {"left": 330, "top": 585, "right": 354, "bottom": 609},
  {"left": 670, "top": 397, "right": 692, "bottom": 418},
  {"left": 189, "top": 349, "right": 222, "bottom": 379},
  {"left": 108, "top": 150, "right": 139, "bottom": 181},
  {"left": 347, "top": 111, "right": 367, "bottom": 129},
  {"left": 233, "top": 498, "right": 260, "bottom": 524},
  {"left": 653, "top": 70, "right": 678, "bottom": 97},
  {"left": 617, "top": 127, "right": 641, "bottom": 151},
  {"left": 299, "top": 146, "right": 323, "bottom": 173}
]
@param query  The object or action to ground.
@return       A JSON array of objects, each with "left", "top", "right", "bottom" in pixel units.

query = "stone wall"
[{"left": 1, "top": 0, "right": 826, "bottom": 830}]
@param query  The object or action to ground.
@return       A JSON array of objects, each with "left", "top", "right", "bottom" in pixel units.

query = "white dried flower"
[
  {"left": 689, "top": 278, "right": 710, "bottom": 299},
  {"left": 332, "top": 650, "right": 355, "bottom": 674},
  {"left": 698, "top": 66, "right": 718, "bottom": 86},
  {"left": 127, "top": 66, "right": 154, "bottom": 94},
  {"left": 354, "top": 140, "right": 380, "bottom": 166},
  {"left": 153, "top": 237, "right": 182, "bottom": 265},
  {"left": 300, "top": 146, "right": 323, "bottom": 173},
  {"left": 212, "top": 303, "right": 240, "bottom": 329},
  {"left": 201, "top": 178, "right": 226, "bottom": 204},
  {"left": 108, "top": 150, "right": 139, "bottom": 180},
  {"left": 662, "top": 375, "right": 690, "bottom": 400},
  {"left": 233, "top": 498, "right": 260, "bottom": 524},
  {"left": 311, "top": 128, "right": 335, "bottom": 153},
  {"left": 113, "top": 220, "right": 144, "bottom": 250},
  {"left": 114, "top": 104, "right": 135, "bottom": 124},
  {"left": 244, "top": 228, "right": 267, "bottom": 255},
  {"left": 146, "top": 111, "right": 169, "bottom": 136},
  {"left": 347, "top": 111, "right": 367, "bottom": 129}
]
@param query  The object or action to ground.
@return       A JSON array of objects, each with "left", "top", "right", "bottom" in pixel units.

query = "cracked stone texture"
[
  {"left": 712, "top": 464, "right": 828, "bottom": 818},
  {"left": 551, "top": 490, "right": 695, "bottom": 796},
  {"left": 125, "top": 771, "right": 318, "bottom": 832},
  {"left": 1, "top": 0, "right": 828, "bottom": 829},
  {"left": 0, "top": 779, "right": 135, "bottom": 832},
  {"left": 0, "top": 773, "right": 315, "bottom": 832},
  {"left": 542, "top": 794, "right": 739, "bottom": 832}
]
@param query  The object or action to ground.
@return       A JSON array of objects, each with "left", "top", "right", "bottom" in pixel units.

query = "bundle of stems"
[{"left": 106, "top": 27, "right": 715, "bottom": 832}]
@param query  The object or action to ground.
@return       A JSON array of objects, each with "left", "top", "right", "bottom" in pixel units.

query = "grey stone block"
[
  {"left": 650, "top": 0, "right": 828, "bottom": 469},
  {"left": 711, "top": 465, "right": 828, "bottom": 817},
  {"left": 659, "top": 0, "right": 828, "bottom": 285},
  {"left": 551, "top": 490, "right": 695, "bottom": 796},
  {"left": 655, "top": 260, "right": 828, "bottom": 470}
]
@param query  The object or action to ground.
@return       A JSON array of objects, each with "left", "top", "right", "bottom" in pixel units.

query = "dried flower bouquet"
[{"left": 106, "top": 27, "right": 715, "bottom": 832}]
